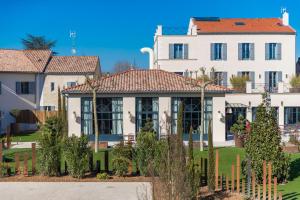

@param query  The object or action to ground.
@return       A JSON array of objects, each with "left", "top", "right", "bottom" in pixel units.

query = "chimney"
[{"left": 282, "top": 8, "right": 289, "bottom": 26}]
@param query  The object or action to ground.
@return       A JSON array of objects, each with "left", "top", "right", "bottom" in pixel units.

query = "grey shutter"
[
  {"left": 238, "top": 43, "right": 242, "bottom": 60},
  {"left": 237, "top": 71, "right": 242, "bottom": 77},
  {"left": 265, "top": 72, "right": 269, "bottom": 89},
  {"left": 29, "top": 82, "right": 35, "bottom": 94},
  {"left": 265, "top": 43, "right": 269, "bottom": 60},
  {"left": 169, "top": 44, "right": 174, "bottom": 59},
  {"left": 250, "top": 72, "right": 255, "bottom": 89},
  {"left": 250, "top": 43, "right": 255, "bottom": 60},
  {"left": 0, "top": 81, "right": 1, "bottom": 94},
  {"left": 16, "top": 82, "right": 21, "bottom": 94},
  {"left": 184, "top": 44, "right": 188, "bottom": 59},
  {"left": 210, "top": 43, "right": 214, "bottom": 60},
  {"left": 276, "top": 43, "right": 282, "bottom": 60},
  {"left": 222, "top": 72, "right": 228, "bottom": 87},
  {"left": 222, "top": 43, "right": 227, "bottom": 60},
  {"left": 278, "top": 71, "right": 282, "bottom": 82}
]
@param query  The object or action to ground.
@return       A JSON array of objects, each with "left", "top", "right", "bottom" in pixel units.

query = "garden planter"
[
  {"left": 289, "top": 88, "right": 300, "bottom": 93},
  {"left": 234, "top": 135, "right": 244, "bottom": 147}
]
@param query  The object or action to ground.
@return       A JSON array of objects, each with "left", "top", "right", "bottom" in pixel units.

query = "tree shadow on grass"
[
  {"left": 288, "top": 157, "right": 300, "bottom": 181},
  {"left": 282, "top": 192, "right": 300, "bottom": 200}
]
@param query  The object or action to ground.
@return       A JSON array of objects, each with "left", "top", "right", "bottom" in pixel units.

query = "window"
[
  {"left": 174, "top": 72, "right": 184, "bottom": 76},
  {"left": 211, "top": 43, "right": 227, "bottom": 60},
  {"left": 284, "top": 107, "right": 300, "bottom": 125},
  {"left": 266, "top": 43, "right": 281, "bottom": 60},
  {"left": 169, "top": 43, "right": 188, "bottom": 59},
  {"left": 81, "top": 97, "right": 123, "bottom": 135},
  {"left": 238, "top": 43, "right": 254, "bottom": 60},
  {"left": 214, "top": 72, "right": 227, "bottom": 86},
  {"left": 50, "top": 82, "right": 55, "bottom": 92},
  {"left": 265, "top": 71, "right": 282, "bottom": 92},
  {"left": 16, "top": 82, "right": 35, "bottom": 94},
  {"left": 67, "top": 82, "right": 76, "bottom": 87},
  {"left": 171, "top": 97, "right": 212, "bottom": 137},
  {"left": 136, "top": 97, "right": 159, "bottom": 133}
]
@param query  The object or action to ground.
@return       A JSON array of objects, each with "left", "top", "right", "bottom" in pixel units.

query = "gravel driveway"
[{"left": 0, "top": 182, "right": 152, "bottom": 200}]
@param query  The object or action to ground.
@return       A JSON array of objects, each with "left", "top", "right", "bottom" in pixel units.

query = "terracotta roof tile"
[
  {"left": 63, "top": 69, "right": 231, "bottom": 94},
  {"left": 23, "top": 50, "right": 52, "bottom": 72},
  {"left": 193, "top": 18, "right": 295, "bottom": 34},
  {"left": 45, "top": 56, "right": 99, "bottom": 74}
]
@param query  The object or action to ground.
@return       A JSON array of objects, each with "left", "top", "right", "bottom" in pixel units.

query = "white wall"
[
  {"left": 67, "top": 96, "right": 81, "bottom": 137},
  {"left": 123, "top": 97, "right": 136, "bottom": 139},
  {"left": 212, "top": 96, "right": 226, "bottom": 142},
  {"left": 0, "top": 73, "right": 37, "bottom": 133},
  {"left": 154, "top": 34, "right": 296, "bottom": 86},
  {"left": 158, "top": 97, "right": 171, "bottom": 137},
  {"left": 41, "top": 74, "right": 88, "bottom": 109}
]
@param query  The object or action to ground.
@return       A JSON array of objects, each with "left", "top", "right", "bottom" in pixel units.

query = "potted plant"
[
  {"left": 230, "top": 75, "right": 250, "bottom": 92},
  {"left": 230, "top": 115, "right": 247, "bottom": 147},
  {"left": 289, "top": 75, "right": 300, "bottom": 93},
  {"left": 9, "top": 109, "right": 21, "bottom": 134}
]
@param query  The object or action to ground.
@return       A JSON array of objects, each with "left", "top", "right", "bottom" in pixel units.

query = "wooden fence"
[{"left": 16, "top": 110, "right": 58, "bottom": 124}]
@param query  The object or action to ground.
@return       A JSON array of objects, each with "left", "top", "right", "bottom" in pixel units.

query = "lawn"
[{"left": 11, "top": 131, "right": 41, "bottom": 142}]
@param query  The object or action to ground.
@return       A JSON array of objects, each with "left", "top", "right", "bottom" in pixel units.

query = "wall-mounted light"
[
  {"left": 281, "top": 101, "right": 284, "bottom": 107},
  {"left": 259, "top": 74, "right": 261, "bottom": 79},
  {"left": 248, "top": 101, "right": 251, "bottom": 108}
]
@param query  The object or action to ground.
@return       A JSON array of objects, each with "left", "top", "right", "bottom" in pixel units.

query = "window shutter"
[
  {"left": 250, "top": 43, "right": 255, "bottom": 60},
  {"left": 184, "top": 44, "right": 188, "bottom": 59},
  {"left": 169, "top": 44, "right": 174, "bottom": 59},
  {"left": 210, "top": 43, "right": 214, "bottom": 60},
  {"left": 250, "top": 72, "right": 255, "bottom": 89},
  {"left": 278, "top": 71, "right": 282, "bottom": 82},
  {"left": 265, "top": 72, "right": 269, "bottom": 88},
  {"left": 0, "top": 81, "right": 1, "bottom": 94},
  {"left": 16, "top": 82, "right": 21, "bottom": 94},
  {"left": 29, "top": 82, "right": 36, "bottom": 94},
  {"left": 238, "top": 43, "right": 242, "bottom": 60},
  {"left": 265, "top": 43, "right": 269, "bottom": 60},
  {"left": 276, "top": 43, "right": 282, "bottom": 60},
  {"left": 222, "top": 43, "right": 227, "bottom": 60},
  {"left": 222, "top": 72, "right": 228, "bottom": 86}
]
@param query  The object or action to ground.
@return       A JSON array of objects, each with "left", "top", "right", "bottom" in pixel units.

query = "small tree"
[
  {"left": 57, "top": 87, "right": 62, "bottom": 118},
  {"left": 245, "top": 93, "right": 290, "bottom": 183},
  {"left": 61, "top": 94, "right": 68, "bottom": 137},
  {"left": 188, "top": 125, "right": 199, "bottom": 198},
  {"left": 230, "top": 115, "right": 247, "bottom": 147},
  {"left": 207, "top": 119, "right": 215, "bottom": 192},
  {"left": 22, "top": 34, "right": 56, "bottom": 50},
  {"left": 230, "top": 75, "right": 250, "bottom": 92}
]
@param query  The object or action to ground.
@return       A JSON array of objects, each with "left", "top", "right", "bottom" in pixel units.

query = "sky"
[{"left": 0, "top": 0, "right": 299, "bottom": 72}]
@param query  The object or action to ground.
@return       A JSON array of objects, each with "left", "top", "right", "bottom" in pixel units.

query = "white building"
[
  {"left": 0, "top": 49, "right": 100, "bottom": 133},
  {"left": 141, "top": 10, "right": 299, "bottom": 141}
]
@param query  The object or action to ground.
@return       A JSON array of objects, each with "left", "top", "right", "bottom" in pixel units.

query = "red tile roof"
[
  {"left": 63, "top": 69, "right": 231, "bottom": 94},
  {"left": 193, "top": 18, "right": 295, "bottom": 34},
  {"left": 0, "top": 49, "right": 99, "bottom": 74},
  {"left": 45, "top": 56, "right": 99, "bottom": 74}
]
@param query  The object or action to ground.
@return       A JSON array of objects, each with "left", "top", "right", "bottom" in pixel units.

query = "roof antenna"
[{"left": 69, "top": 30, "right": 77, "bottom": 55}]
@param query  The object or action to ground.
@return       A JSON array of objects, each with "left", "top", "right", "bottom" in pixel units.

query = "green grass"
[{"left": 11, "top": 131, "right": 41, "bottom": 142}]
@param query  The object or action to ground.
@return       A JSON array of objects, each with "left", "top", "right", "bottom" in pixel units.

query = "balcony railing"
[{"left": 229, "top": 82, "right": 292, "bottom": 94}]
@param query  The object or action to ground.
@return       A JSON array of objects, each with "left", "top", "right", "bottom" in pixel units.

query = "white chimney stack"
[{"left": 282, "top": 8, "right": 289, "bottom": 26}]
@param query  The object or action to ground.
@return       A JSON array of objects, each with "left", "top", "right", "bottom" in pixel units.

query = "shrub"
[
  {"left": 207, "top": 120, "right": 215, "bottom": 192},
  {"left": 112, "top": 157, "right": 130, "bottom": 177},
  {"left": 230, "top": 75, "right": 250, "bottom": 91},
  {"left": 63, "top": 135, "right": 91, "bottom": 178},
  {"left": 289, "top": 75, "right": 300, "bottom": 88},
  {"left": 136, "top": 131, "right": 157, "bottom": 176},
  {"left": 230, "top": 115, "right": 247, "bottom": 137},
  {"left": 112, "top": 142, "right": 133, "bottom": 160},
  {"left": 42, "top": 116, "right": 64, "bottom": 136},
  {"left": 38, "top": 132, "right": 62, "bottom": 176},
  {"left": 245, "top": 93, "right": 290, "bottom": 183},
  {"left": 97, "top": 172, "right": 109, "bottom": 180}
]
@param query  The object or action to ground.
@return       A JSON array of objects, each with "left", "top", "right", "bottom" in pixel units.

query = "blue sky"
[{"left": 0, "top": 0, "right": 299, "bottom": 72}]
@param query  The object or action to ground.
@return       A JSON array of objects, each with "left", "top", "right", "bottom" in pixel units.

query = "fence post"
[
  {"left": 23, "top": 153, "right": 28, "bottom": 176},
  {"left": 204, "top": 158, "right": 208, "bottom": 185},
  {"left": 15, "top": 153, "right": 20, "bottom": 175},
  {"left": 274, "top": 177, "right": 277, "bottom": 200},
  {"left": 104, "top": 150, "right": 109, "bottom": 172},
  {"left": 32, "top": 143, "right": 36, "bottom": 175},
  {"left": 252, "top": 171, "right": 256, "bottom": 199},
  {"left": 263, "top": 160, "right": 267, "bottom": 200},
  {"left": 257, "top": 184, "right": 261, "bottom": 200},
  {"left": 237, "top": 154, "right": 240, "bottom": 193},
  {"left": 279, "top": 192, "right": 282, "bottom": 200},
  {"left": 226, "top": 176, "right": 229, "bottom": 191},
  {"left": 242, "top": 179, "right": 245, "bottom": 195},
  {"left": 231, "top": 164, "right": 235, "bottom": 192},
  {"left": 268, "top": 162, "right": 272, "bottom": 200},
  {"left": 215, "top": 150, "right": 219, "bottom": 190}
]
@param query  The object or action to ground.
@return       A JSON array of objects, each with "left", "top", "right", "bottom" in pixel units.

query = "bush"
[
  {"left": 136, "top": 131, "right": 157, "bottom": 176},
  {"left": 63, "top": 135, "right": 91, "bottom": 178},
  {"left": 112, "top": 157, "right": 130, "bottom": 177},
  {"left": 289, "top": 75, "right": 300, "bottom": 88},
  {"left": 38, "top": 131, "right": 62, "bottom": 176},
  {"left": 97, "top": 172, "right": 109, "bottom": 180},
  {"left": 42, "top": 116, "right": 64, "bottom": 135},
  {"left": 112, "top": 142, "right": 133, "bottom": 160},
  {"left": 230, "top": 75, "right": 250, "bottom": 91}
]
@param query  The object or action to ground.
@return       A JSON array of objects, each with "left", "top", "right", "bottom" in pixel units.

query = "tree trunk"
[{"left": 200, "top": 86, "right": 205, "bottom": 151}]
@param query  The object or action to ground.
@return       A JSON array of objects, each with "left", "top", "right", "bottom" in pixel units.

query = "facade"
[
  {"left": 0, "top": 49, "right": 100, "bottom": 133},
  {"left": 64, "top": 69, "right": 230, "bottom": 145},
  {"left": 143, "top": 11, "right": 299, "bottom": 140}
]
